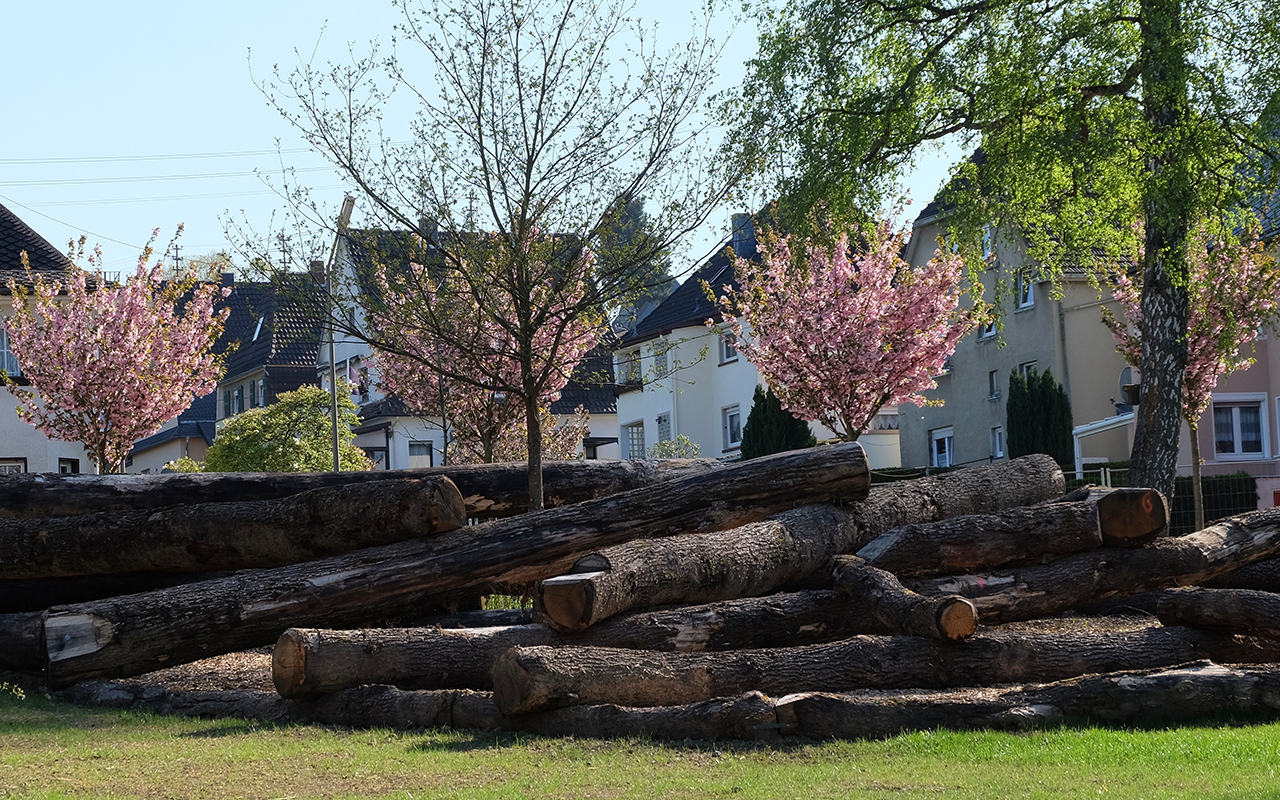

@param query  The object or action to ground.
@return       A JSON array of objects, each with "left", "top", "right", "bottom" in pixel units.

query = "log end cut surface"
[
  {"left": 937, "top": 598, "right": 979, "bottom": 640},
  {"left": 272, "top": 629, "right": 311, "bottom": 699},
  {"left": 1097, "top": 489, "right": 1168, "bottom": 547}
]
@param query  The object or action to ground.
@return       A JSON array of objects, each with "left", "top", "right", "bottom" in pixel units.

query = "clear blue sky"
[{"left": 2, "top": 1, "right": 958, "bottom": 276}]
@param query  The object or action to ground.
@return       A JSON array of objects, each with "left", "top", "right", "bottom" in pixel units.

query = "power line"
[
  {"left": 0, "top": 147, "right": 314, "bottom": 165},
  {"left": 0, "top": 193, "right": 147, "bottom": 249},
  {"left": 22, "top": 184, "right": 350, "bottom": 208},
  {"left": 1, "top": 166, "right": 337, "bottom": 187}
]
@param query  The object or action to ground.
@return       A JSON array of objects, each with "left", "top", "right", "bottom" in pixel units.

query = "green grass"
[{"left": 3, "top": 689, "right": 1280, "bottom": 799}]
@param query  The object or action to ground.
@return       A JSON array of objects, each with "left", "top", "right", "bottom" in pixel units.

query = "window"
[
  {"left": 719, "top": 333, "right": 738, "bottom": 364},
  {"left": 234, "top": 385, "right": 245, "bottom": 414},
  {"left": 0, "top": 458, "right": 26, "bottom": 475},
  {"left": 722, "top": 405, "right": 742, "bottom": 450},
  {"left": 362, "top": 447, "right": 389, "bottom": 470},
  {"left": 259, "top": 380, "right": 266, "bottom": 406},
  {"left": 0, "top": 329, "right": 20, "bottom": 378},
  {"left": 653, "top": 347, "right": 668, "bottom": 377},
  {"left": 1213, "top": 395, "right": 1268, "bottom": 459},
  {"left": 1019, "top": 360, "right": 1038, "bottom": 379},
  {"left": 249, "top": 379, "right": 258, "bottom": 409},
  {"left": 871, "top": 409, "right": 899, "bottom": 431},
  {"left": 981, "top": 225, "right": 995, "bottom": 262},
  {"left": 624, "top": 422, "right": 646, "bottom": 459},
  {"left": 619, "top": 349, "right": 642, "bottom": 385},
  {"left": 656, "top": 412, "right": 671, "bottom": 443},
  {"left": 223, "top": 390, "right": 232, "bottom": 418},
  {"left": 408, "top": 442, "right": 433, "bottom": 468},
  {"left": 979, "top": 318, "right": 996, "bottom": 338},
  {"left": 1015, "top": 272, "right": 1034, "bottom": 309},
  {"left": 990, "top": 426, "right": 1005, "bottom": 459},
  {"left": 988, "top": 370, "right": 1000, "bottom": 399},
  {"left": 930, "top": 427, "right": 955, "bottom": 468},
  {"left": 58, "top": 458, "right": 80, "bottom": 474}
]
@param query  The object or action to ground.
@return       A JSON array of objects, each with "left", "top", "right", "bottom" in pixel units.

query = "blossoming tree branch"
[{"left": 2, "top": 229, "right": 230, "bottom": 474}]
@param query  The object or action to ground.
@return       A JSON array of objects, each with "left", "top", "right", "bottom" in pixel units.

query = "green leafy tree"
[
  {"left": 727, "top": 0, "right": 1280, "bottom": 498},
  {"left": 204, "top": 385, "right": 372, "bottom": 473},
  {"left": 740, "top": 385, "right": 818, "bottom": 460},
  {"left": 647, "top": 434, "right": 702, "bottom": 459},
  {"left": 1006, "top": 367, "right": 1073, "bottom": 467}
]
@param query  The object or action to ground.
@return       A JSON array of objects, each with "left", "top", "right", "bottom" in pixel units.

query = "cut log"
[
  {"left": 855, "top": 488, "right": 1167, "bottom": 578},
  {"left": 1157, "top": 587, "right": 1280, "bottom": 640},
  {"left": 537, "top": 455, "right": 1064, "bottom": 632},
  {"left": 272, "top": 589, "right": 918, "bottom": 698},
  {"left": 1203, "top": 557, "right": 1280, "bottom": 591},
  {"left": 907, "top": 507, "right": 1280, "bottom": 623},
  {"left": 489, "top": 625, "right": 1280, "bottom": 714},
  {"left": 774, "top": 661, "right": 1280, "bottom": 740},
  {"left": 830, "top": 555, "right": 976, "bottom": 640},
  {"left": 0, "top": 458, "right": 721, "bottom": 521},
  {"left": 0, "top": 477, "right": 466, "bottom": 579},
  {"left": 0, "top": 612, "right": 44, "bottom": 672},
  {"left": 0, "top": 571, "right": 237, "bottom": 613},
  {"left": 39, "top": 442, "right": 870, "bottom": 688}
]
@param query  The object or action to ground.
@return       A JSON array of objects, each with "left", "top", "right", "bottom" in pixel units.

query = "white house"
[
  {"left": 613, "top": 216, "right": 901, "bottom": 466},
  {"left": 0, "top": 201, "right": 96, "bottom": 474}
]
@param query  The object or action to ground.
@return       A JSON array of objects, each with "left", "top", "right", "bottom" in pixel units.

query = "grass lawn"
[{"left": 3, "top": 686, "right": 1280, "bottom": 799}]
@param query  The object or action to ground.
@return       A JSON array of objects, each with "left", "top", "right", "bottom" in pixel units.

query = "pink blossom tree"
[
  {"left": 368, "top": 231, "right": 599, "bottom": 467},
  {"left": 1103, "top": 223, "right": 1280, "bottom": 530},
  {"left": 712, "top": 217, "right": 977, "bottom": 441},
  {"left": 3, "top": 230, "right": 231, "bottom": 473}
]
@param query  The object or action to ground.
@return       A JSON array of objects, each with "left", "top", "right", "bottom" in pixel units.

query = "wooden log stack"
[{"left": 10, "top": 448, "right": 1280, "bottom": 741}]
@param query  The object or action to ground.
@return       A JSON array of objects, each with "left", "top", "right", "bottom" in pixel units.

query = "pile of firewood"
[{"left": 6, "top": 442, "right": 1280, "bottom": 741}]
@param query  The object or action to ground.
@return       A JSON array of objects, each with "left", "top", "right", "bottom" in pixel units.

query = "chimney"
[
  {"left": 220, "top": 271, "right": 235, "bottom": 288},
  {"left": 731, "top": 213, "right": 755, "bottom": 258},
  {"left": 309, "top": 260, "right": 326, "bottom": 286}
]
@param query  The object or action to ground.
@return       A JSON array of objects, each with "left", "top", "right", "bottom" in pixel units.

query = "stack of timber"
[{"left": 10, "top": 447, "right": 1280, "bottom": 741}]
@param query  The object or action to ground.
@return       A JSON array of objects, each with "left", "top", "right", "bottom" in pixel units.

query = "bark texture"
[
  {"left": 774, "top": 661, "right": 1280, "bottom": 740},
  {"left": 537, "top": 455, "right": 1064, "bottom": 632},
  {"left": 0, "top": 612, "right": 44, "bottom": 672},
  {"left": 490, "top": 626, "right": 1279, "bottom": 714},
  {"left": 0, "top": 478, "right": 466, "bottom": 579},
  {"left": 0, "top": 571, "right": 235, "bottom": 613},
  {"left": 273, "top": 590, "right": 905, "bottom": 698},
  {"left": 830, "top": 556, "right": 976, "bottom": 640},
  {"left": 908, "top": 507, "right": 1280, "bottom": 623},
  {"left": 0, "top": 459, "right": 720, "bottom": 521},
  {"left": 856, "top": 501, "right": 1104, "bottom": 578},
  {"left": 1157, "top": 587, "right": 1280, "bottom": 640},
  {"left": 39, "top": 442, "right": 870, "bottom": 687}
]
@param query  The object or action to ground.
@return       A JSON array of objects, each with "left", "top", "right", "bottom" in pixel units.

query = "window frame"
[
  {"left": 408, "top": 441, "right": 433, "bottom": 469},
  {"left": 990, "top": 426, "right": 1005, "bottom": 460},
  {"left": 1014, "top": 271, "right": 1035, "bottom": 310},
  {"left": 623, "top": 421, "right": 646, "bottom": 460},
  {"left": 719, "top": 332, "right": 738, "bottom": 365},
  {"left": 930, "top": 426, "right": 955, "bottom": 468},
  {"left": 722, "top": 404, "right": 742, "bottom": 451},
  {"left": 0, "top": 328, "right": 20, "bottom": 378},
  {"left": 0, "top": 457, "right": 27, "bottom": 475},
  {"left": 656, "top": 412, "right": 671, "bottom": 443},
  {"left": 1211, "top": 392, "right": 1270, "bottom": 461}
]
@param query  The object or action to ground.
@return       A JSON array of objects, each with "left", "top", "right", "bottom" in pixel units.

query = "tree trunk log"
[
  {"left": 774, "top": 661, "right": 1280, "bottom": 740},
  {"left": 907, "top": 507, "right": 1280, "bottom": 623},
  {"left": 39, "top": 442, "right": 870, "bottom": 688},
  {"left": 1157, "top": 587, "right": 1280, "bottom": 640},
  {"left": 0, "top": 611, "right": 43, "bottom": 672},
  {"left": 537, "top": 455, "right": 1064, "bottom": 632},
  {"left": 830, "top": 556, "right": 976, "bottom": 640},
  {"left": 272, "top": 589, "right": 915, "bottom": 698},
  {"left": 1203, "top": 557, "right": 1280, "bottom": 591},
  {"left": 490, "top": 625, "right": 1279, "bottom": 714},
  {"left": 0, "top": 458, "right": 721, "bottom": 521},
  {"left": 0, "top": 477, "right": 466, "bottom": 579},
  {"left": 0, "top": 571, "right": 238, "bottom": 613}
]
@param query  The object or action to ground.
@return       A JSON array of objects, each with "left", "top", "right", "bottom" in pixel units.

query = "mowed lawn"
[{"left": 3, "top": 687, "right": 1280, "bottom": 799}]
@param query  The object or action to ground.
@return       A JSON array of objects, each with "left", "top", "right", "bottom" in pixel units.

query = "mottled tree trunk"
[{"left": 1129, "top": 0, "right": 1193, "bottom": 501}]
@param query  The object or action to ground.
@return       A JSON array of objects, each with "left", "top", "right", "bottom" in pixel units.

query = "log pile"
[{"left": 8, "top": 448, "right": 1280, "bottom": 741}]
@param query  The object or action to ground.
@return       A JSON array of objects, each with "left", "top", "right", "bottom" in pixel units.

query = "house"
[
  {"left": 126, "top": 393, "right": 218, "bottom": 474},
  {"left": 0, "top": 201, "right": 96, "bottom": 474},
  {"left": 613, "top": 215, "right": 902, "bottom": 466}
]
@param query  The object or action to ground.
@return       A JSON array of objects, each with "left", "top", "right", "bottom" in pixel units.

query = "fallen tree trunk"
[
  {"left": 0, "top": 612, "right": 43, "bottom": 672},
  {"left": 272, "top": 589, "right": 910, "bottom": 698},
  {"left": 855, "top": 488, "right": 1167, "bottom": 578},
  {"left": 1157, "top": 587, "right": 1280, "bottom": 640},
  {"left": 907, "top": 507, "right": 1280, "bottom": 623},
  {"left": 39, "top": 442, "right": 870, "bottom": 687},
  {"left": 490, "top": 625, "right": 1280, "bottom": 714},
  {"left": 774, "top": 661, "right": 1280, "bottom": 740},
  {"left": 0, "top": 571, "right": 237, "bottom": 613},
  {"left": 537, "top": 455, "right": 1064, "bottom": 632},
  {"left": 0, "top": 458, "right": 721, "bottom": 521},
  {"left": 1203, "top": 557, "right": 1280, "bottom": 591},
  {"left": 0, "top": 477, "right": 467, "bottom": 579},
  {"left": 829, "top": 556, "right": 975, "bottom": 641}
]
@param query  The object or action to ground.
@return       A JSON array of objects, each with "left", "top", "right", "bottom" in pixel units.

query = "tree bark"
[
  {"left": 830, "top": 556, "right": 976, "bottom": 640},
  {"left": 537, "top": 455, "right": 1064, "bottom": 632},
  {"left": 38, "top": 442, "right": 870, "bottom": 688},
  {"left": 271, "top": 589, "right": 909, "bottom": 698},
  {"left": 0, "top": 611, "right": 43, "bottom": 672},
  {"left": 0, "top": 477, "right": 467, "bottom": 579},
  {"left": 0, "top": 571, "right": 238, "bottom": 613},
  {"left": 1204, "top": 557, "right": 1280, "bottom": 591},
  {"left": 774, "top": 661, "right": 1280, "bottom": 740},
  {"left": 1157, "top": 587, "right": 1280, "bottom": 640},
  {"left": 907, "top": 508, "right": 1280, "bottom": 623},
  {"left": 0, "top": 458, "right": 722, "bottom": 521},
  {"left": 489, "top": 626, "right": 1279, "bottom": 714}
]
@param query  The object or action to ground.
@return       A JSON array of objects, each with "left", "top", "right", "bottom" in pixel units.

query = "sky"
[{"left": 3, "top": 1, "right": 961, "bottom": 278}]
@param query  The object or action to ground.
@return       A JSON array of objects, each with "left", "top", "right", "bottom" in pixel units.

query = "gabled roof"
[
  {"left": 551, "top": 332, "right": 619, "bottom": 415},
  {"left": 219, "top": 276, "right": 323, "bottom": 385},
  {"left": 130, "top": 420, "right": 219, "bottom": 454},
  {"left": 0, "top": 201, "right": 72, "bottom": 292}
]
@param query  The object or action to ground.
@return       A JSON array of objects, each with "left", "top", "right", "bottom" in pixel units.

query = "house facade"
[
  {"left": 0, "top": 202, "right": 96, "bottom": 474},
  {"left": 614, "top": 218, "right": 901, "bottom": 466}
]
